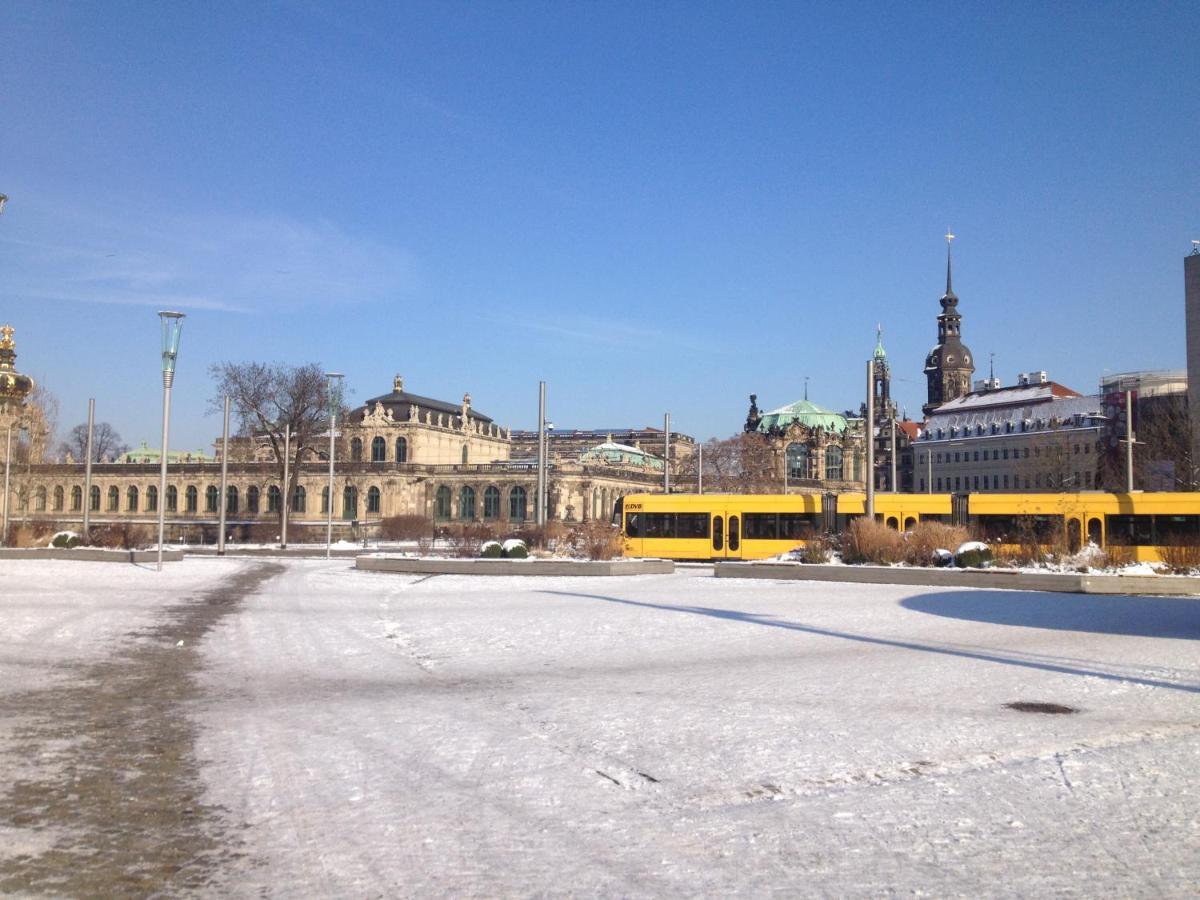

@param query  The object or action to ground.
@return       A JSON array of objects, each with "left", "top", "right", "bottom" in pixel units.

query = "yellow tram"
[{"left": 617, "top": 491, "right": 1200, "bottom": 562}]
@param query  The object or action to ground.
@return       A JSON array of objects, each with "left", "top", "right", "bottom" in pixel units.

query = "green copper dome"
[{"left": 756, "top": 399, "right": 848, "bottom": 434}]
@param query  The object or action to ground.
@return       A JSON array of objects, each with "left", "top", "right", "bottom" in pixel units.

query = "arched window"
[
  {"left": 53, "top": 486, "right": 64, "bottom": 512},
  {"left": 461, "top": 445, "right": 469, "bottom": 465},
  {"left": 483, "top": 485, "right": 500, "bottom": 519},
  {"left": 71, "top": 486, "right": 82, "bottom": 512},
  {"left": 186, "top": 485, "right": 198, "bottom": 512},
  {"left": 166, "top": 485, "right": 178, "bottom": 512},
  {"left": 434, "top": 485, "right": 452, "bottom": 519},
  {"left": 321, "top": 486, "right": 330, "bottom": 513},
  {"left": 226, "top": 486, "right": 238, "bottom": 514},
  {"left": 367, "top": 486, "right": 381, "bottom": 514},
  {"left": 107, "top": 486, "right": 120, "bottom": 511},
  {"left": 293, "top": 485, "right": 306, "bottom": 513},
  {"left": 205, "top": 485, "right": 219, "bottom": 512},
  {"left": 786, "top": 443, "right": 809, "bottom": 480},
  {"left": 396, "top": 437, "right": 408, "bottom": 463},
  {"left": 508, "top": 486, "right": 527, "bottom": 521},
  {"left": 343, "top": 485, "right": 358, "bottom": 519},
  {"left": 247, "top": 485, "right": 260, "bottom": 513},
  {"left": 351, "top": 438, "right": 363, "bottom": 462},
  {"left": 371, "top": 436, "right": 386, "bottom": 462},
  {"left": 127, "top": 486, "right": 139, "bottom": 511},
  {"left": 825, "top": 445, "right": 844, "bottom": 481},
  {"left": 459, "top": 486, "right": 476, "bottom": 519},
  {"left": 146, "top": 485, "right": 158, "bottom": 512},
  {"left": 35, "top": 486, "right": 47, "bottom": 511},
  {"left": 90, "top": 485, "right": 101, "bottom": 511},
  {"left": 267, "top": 485, "right": 281, "bottom": 513}
]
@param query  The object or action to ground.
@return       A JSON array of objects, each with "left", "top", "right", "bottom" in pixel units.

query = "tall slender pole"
[
  {"left": 326, "top": 373, "right": 343, "bottom": 558},
  {"left": 537, "top": 381, "right": 546, "bottom": 526},
  {"left": 82, "top": 399, "right": 94, "bottom": 542},
  {"left": 217, "top": 395, "right": 230, "bottom": 555},
  {"left": 156, "top": 380, "right": 172, "bottom": 571},
  {"left": 156, "top": 312, "right": 184, "bottom": 572},
  {"left": 663, "top": 413, "right": 671, "bottom": 494},
  {"left": 698, "top": 443, "right": 704, "bottom": 494},
  {"left": 866, "top": 360, "right": 875, "bottom": 520},
  {"left": 281, "top": 423, "right": 290, "bottom": 549},
  {"left": 2, "top": 423, "right": 12, "bottom": 547},
  {"left": 1125, "top": 388, "right": 1135, "bottom": 493},
  {"left": 890, "top": 414, "right": 897, "bottom": 492}
]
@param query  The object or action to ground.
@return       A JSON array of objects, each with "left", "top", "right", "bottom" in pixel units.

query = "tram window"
[
  {"left": 642, "top": 514, "right": 674, "bottom": 538},
  {"left": 1107, "top": 514, "right": 1154, "bottom": 546},
  {"left": 975, "top": 514, "right": 1063, "bottom": 543},
  {"left": 743, "top": 514, "right": 778, "bottom": 540},
  {"left": 1155, "top": 515, "right": 1200, "bottom": 546},
  {"left": 675, "top": 513, "right": 709, "bottom": 538},
  {"left": 625, "top": 513, "right": 641, "bottom": 537},
  {"left": 779, "top": 514, "right": 815, "bottom": 540}
]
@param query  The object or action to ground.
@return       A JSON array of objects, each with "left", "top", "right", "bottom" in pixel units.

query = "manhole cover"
[{"left": 1004, "top": 701, "right": 1078, "bottom": 715}]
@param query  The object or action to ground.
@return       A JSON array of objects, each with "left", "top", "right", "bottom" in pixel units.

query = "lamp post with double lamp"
[
  {"left": 156, "top": 311, "right": 185, "bottom": 572},
  {"left": 325, "top": 372, "right": 344, "bottom": 559}
]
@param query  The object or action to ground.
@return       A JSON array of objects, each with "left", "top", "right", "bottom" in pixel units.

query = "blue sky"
[{"left": 2, "top": 1, "right": 1197, "bottom": 451}]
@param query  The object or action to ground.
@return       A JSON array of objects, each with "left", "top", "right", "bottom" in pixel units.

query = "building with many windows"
[
  {"left": 3, "top": 338, "right": 692, "bottom": 539},
  {"left": 915, "top": 374, "right": 1106, "bottom": 493}
]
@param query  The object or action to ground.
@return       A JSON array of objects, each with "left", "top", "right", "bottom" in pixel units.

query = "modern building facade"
[{"left": 1184, "top": 244, "right": 1200, "bottom": 465}]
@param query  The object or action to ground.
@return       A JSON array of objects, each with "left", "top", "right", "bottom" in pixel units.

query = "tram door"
[{"left": 710, "top": 511, "right": 743, "bottom": 559}]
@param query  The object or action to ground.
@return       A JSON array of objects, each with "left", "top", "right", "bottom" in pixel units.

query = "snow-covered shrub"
[
  {"left": 954, "top": 541, "right": 994, "bottom": 568},
  {"left": 903, "top": 521, "right": 970, "bottom": 567},
  {"left": 932, "top": 548, "right": 954, "bottom": 567},
  {"left": 1156, "top": 540, "right": 1200, "bottom": 574},
  {"left": 841, "top": 518, "right": 905, "bottom": 565},
  {"left": 50, "top": 531, "right": 81, "bottom": 549},
  {"left": 563, "top": 521, "right": 623, "bottom": 560},
  {"left": 798, "top": 536, "right": 832, "bottom": 564},
  {"left": 502, "top": 539, "right": 528, "bottom": 559},
  {"left": 481, "top": 541, "right": 503, "bottom": 558}
]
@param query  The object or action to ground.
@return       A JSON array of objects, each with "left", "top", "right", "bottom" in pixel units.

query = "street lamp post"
[
  {"left": 281, "top": 423, "right": 290, "bottom": 549},
  {"left": 82, "top": 399, "right": 95, "bottom": 542},
  {"left": 156, "top": 311, "right": 185, "bottom": 572},
  {"left": 325, "top": 372, "right": 343, "bottom": 558},
  {"left": 865, "top": 359, "right": 875, "bottom": 520},
  {"left": 217, "top": 395, "right": 230, "bottom": 555},
  {"left": 536, "top": 381, "right": 546, "bottom": 526},
  {"left": 2, "top": 420, "right": 28, "bottom": 546}
]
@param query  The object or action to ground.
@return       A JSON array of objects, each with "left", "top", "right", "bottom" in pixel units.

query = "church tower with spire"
[{"left": 922, "top": 232, "right": 975, "bottom": 418}]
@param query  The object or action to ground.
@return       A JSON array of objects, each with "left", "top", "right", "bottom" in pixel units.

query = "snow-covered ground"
[
  {"left": 196, "top": 562, "right": 1200, "bottom": 896},
  {"left": 0, "top": 558, "right": 249, "bottom": 693},
  {"left": 3, "top": 559, "right": 1199, "bottom": 895}
]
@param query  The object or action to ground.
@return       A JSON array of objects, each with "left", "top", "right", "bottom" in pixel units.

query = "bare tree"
[
  {"left": 58, "top": 421, "right": 129, "bottom": 463},
  {"left": 208, "top": 361, "right": 347, "bottom": 531},
  {"left": 677, "top": 433, "right": 779, "bottom": 493},
  {"left": 1098, "top": 393, "right": 1194, "bottom": 490}
]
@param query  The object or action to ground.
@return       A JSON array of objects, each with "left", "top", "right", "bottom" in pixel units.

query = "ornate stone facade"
[
  {"left": 745, "top": 394, "right": 866, "bottom": 491},
  {"left": 5, "top": 363, "right": 688, "bottom": 540}
]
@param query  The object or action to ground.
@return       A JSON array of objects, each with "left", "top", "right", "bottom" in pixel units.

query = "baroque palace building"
[
  {"left": 744, "top": 392, "right": 867, "bottom": 491},
  {"left": 3, "top": 331, "right": 688, "bottom": 540}
]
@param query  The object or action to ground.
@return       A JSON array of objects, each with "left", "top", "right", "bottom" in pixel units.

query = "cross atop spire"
[{"left": 944, "top": 228, "right": 956, "bottom": 298}]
